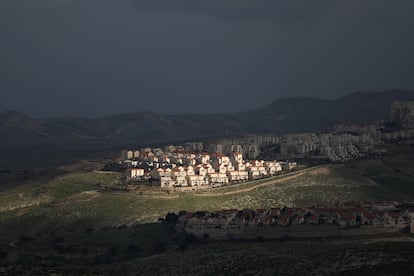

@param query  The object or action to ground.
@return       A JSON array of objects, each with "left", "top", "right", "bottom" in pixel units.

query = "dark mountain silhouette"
[
  {"left": 1, "top": 89, "right": 413, "bottom": 168},
  {"left": 241, "top": 89, "right": 414, "bottom": 133}
]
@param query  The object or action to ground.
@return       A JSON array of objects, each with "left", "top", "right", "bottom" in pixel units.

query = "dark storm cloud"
[
  {"left": 134, "top": 0, "right": 334, "bottom": 22},
  {"left": 0, "top": 0, "right": 413, "bottom": 117},
  {"left": 133, "top": 0, "right": 414, "bottom": 24}
]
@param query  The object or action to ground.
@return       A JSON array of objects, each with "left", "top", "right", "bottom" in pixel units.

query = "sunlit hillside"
[{"left": 1, "top": 153, "right": 414, "bottom": 274}]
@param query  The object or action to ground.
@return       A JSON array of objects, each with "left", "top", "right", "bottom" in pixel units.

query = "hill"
[
  {"left": 241, "top": 89, "right": 414, "bottom": 133},
  {"left": 1, "top": 89, "right": 414, "bottom": 169},
  {"left": 1, "top": 153, "right": 414, "bottom": 274}
]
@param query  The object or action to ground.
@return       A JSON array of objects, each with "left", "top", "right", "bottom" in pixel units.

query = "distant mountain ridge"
[
  {"left": 2, "top": 90, "right": 414, "bottom": 142},
  {"left": 1, "top": 89, "right": 414, "bottom": 168}
]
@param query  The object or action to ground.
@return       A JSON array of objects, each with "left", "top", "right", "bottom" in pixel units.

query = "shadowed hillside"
[
  {"left": 241, "top": 89, "right": 414, "bottom": 133},
  {"left": 1, "top": 153, "right": 414, "bottom": 274},
  {"left": 1, "top": 90, "right": 413, "bottom": 169}
]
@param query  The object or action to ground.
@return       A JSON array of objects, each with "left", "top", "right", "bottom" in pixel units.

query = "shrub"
[
  {"left": 19, "top": 234, "right": 34, "bottom": 243},
  {"left": 108, "top": 247, "right": 118, "bottom": 257},
  {"left": 154, "top": 242, "right": 167, "bottom": 254},
  {"left": 85, "top": 228, "right": 94, "bottom": 234},
  {"left": 279, "top": 234, "right": 293, "bottom": 242},
  {"left": 202, "top": 233, "right": 210, "bottom": 243},
  {"left": 0, "top": 249, "right": 8, "bottom": 260},
  {"left": 127, "top": 244, "right": 141, "bottom": 255},
  {"left": 165, "top": 212, "right": 179, "bottom": 224},
  {"left": 81, "top": 248, "right": 89, "bottom": 255},
  {"left": 255, "top": 235, "right": 265, "bottom": 243},
  {"left": 55, "top": 244, "right": 68, "bottom": 255},
  {"left": 52, "top": 236, "right": 64, "bottom": 244},
  {"left": 178, "top": 243, "right": 188, "bottom": 251}
]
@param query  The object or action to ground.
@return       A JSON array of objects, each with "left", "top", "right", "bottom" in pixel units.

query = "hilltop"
[{"left": 1, "top": 89, "right": 414, "bottom": 170}]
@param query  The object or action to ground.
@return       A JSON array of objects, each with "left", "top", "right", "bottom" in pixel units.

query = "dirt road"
[{"left": 193, "top": 165, "right": 325, "bottom": 197}]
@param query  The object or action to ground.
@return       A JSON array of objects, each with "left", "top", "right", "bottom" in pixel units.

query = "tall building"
[
  {"left": 391, "top": 101, "right": 414, "bottom": 128},
  {"left": 185, "top": 142, "right": 203, "bottom": 152},
  {"left": 208, "top": 143, "right": 223, "bottom": 154}
]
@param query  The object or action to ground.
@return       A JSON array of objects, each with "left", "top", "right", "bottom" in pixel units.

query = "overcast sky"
[{"left": 1, "top": 0, "right": 413, "bottom": 117}]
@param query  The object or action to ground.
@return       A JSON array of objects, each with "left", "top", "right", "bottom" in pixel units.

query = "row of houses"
[
  {"left": 122, "top": 150, "right": 244, "bottom": 167},
  {"left": 124, "top": 153, "right": 296, "bottom": 188},
  {"left": 121, "top": 139, "right": 263, "bottom": 162},
  {"left": 178, "top": 202, "right": 414, "bottom": 231}
]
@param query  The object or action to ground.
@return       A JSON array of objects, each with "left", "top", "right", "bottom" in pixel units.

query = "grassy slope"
[
  {"left": 95, "top": 240, "right": 414, "bottom": 276},
  {"left": 2, "top": 155, "right": 414, "bottom": 234},
  {"left": 1, "top": 154, "right": 414, "bottom": 273}
]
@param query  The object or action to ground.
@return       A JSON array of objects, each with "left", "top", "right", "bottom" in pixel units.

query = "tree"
[
  {"left": 165, "top": 212, "right": 179, "bottom": 224},
  {"left": 0, "top": 249, "right": 8, "bottom": 260},
  {"left": 154, "top": 242, "right": 167, "bottom": 254},
  {"left": 127, "top": 244, "right": 141, "bottom": 255},
  {"left": 202, "top": 232, "right": 210, "bottom": 243},
  {"left": 255, "top": 235, "right": 265, "bottom": 243}
]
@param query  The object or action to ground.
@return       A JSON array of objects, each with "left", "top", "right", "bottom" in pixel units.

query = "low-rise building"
[
  {"left": 124, "top": 168, "right": 145, "bottom": 179},
  {"left": 151, "top": 168, "right": 172, "bottom": 180},
  {"left": 160, "top": 177, "right": 176, "bottom": 188},
  {"left": 174, "top": 176, "right": 188, "bottom": 187},
  {"left": 208, "top": 173, "right": 229, "bottom": 186},
  {"left": 187, "top": 175, "right": 209, "bottom": 186}
]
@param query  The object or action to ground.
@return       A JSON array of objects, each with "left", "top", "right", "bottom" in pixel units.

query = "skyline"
[
  {"left": 1, "top": 89, "right": 413, "bottom": 119},
  {"left": 1, "top": 0, "right": 414, "bottom": 117}
]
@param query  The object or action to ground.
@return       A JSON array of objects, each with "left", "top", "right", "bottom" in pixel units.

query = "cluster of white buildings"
[
  {"left": 122, "top": 149, "right": 297, "bottom": 189},
  {"left": 279, "top": 131, "right": 376, "bottom": 162},
  {"left": 278, "top": 116, "right": 414, "bottom": 162},
  {"left": 277, "top": 101, "right": 414, "bottom": 161},
  {"left": 391, "top": 101, "right": 414, "bottom": 129},
  {"left": 120, "top": 100, "right": 414, "bottom": 167}
]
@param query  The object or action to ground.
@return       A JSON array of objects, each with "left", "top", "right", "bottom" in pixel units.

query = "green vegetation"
[
  {"left": 1, "top": 154, "right": 414, "bottom": 274},
  {"left": 91, "top": 240, "right": 414, "bottom": 276},
  {"left": 2, "top": 155, "right": 414, "bottom": 231}
]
